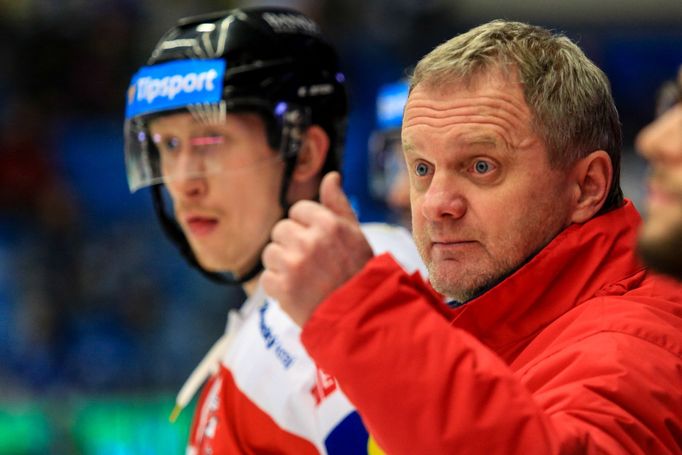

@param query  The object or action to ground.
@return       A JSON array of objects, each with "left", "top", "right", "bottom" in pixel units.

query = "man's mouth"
[
  {"left": 431, "top": 240, "right": 477, "bottom": 254},
  {"left": 648, "top": 184, "right": 682, "bottom": 208},
  {"left": 185, "top": 216, "right": 219, "bottom": 236}
]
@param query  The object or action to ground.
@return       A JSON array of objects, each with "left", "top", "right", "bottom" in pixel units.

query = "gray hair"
[{"left": 410, "top": 20, "right": 623, "bottom": 213}]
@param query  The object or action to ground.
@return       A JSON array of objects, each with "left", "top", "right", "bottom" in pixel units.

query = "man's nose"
[
  {"left": 636, "top": 105, "right": 682, "bottom": 163},
  {"left": 419, "top": 172, "right": 467, "bottom": 221},
  {"left": 165, "top": 150, "right": 209, "bottom": 198},
  {"left": 177, "top": 173, "right": 207, "bottom": 198}
]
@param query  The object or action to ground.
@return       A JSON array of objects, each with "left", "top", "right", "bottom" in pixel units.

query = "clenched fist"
[{"left": 261, "top": 171, "right": 374, "bottom": 326}]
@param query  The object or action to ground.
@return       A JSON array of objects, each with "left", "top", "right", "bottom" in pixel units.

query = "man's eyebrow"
[
  {"left": 402, "top": 136, "right": 501, "bottom": 154},
  {"left": 462, "top": 135, "right": 498, "bottom": 146}
]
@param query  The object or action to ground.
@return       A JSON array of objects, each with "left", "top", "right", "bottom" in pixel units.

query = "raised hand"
[{"left": 261, "top": 171, "right": 374, "bottom": 326}]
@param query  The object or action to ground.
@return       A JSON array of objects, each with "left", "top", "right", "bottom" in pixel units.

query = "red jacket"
[{"left": 302, "top": 201, "right": 682, "bottom": 454}]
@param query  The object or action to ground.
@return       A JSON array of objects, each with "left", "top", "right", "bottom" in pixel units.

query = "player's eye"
[
  {"left": 415, "top": 162, "right": 430, "bottom": 177},
  {"left": 153, "top": 134, "right": 182, "bottom": 153},
  {"left": 473, "top": 160, "right": 492, "bottom": 174}
]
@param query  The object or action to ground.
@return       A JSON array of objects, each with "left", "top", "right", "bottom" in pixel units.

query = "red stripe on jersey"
[{"left": 188, "top": 365, "right": 320, "bottom": 454}]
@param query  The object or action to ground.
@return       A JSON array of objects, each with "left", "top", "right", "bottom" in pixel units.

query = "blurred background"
[{"left": 0, "top": 0, "right": 680, "bottom": 453}]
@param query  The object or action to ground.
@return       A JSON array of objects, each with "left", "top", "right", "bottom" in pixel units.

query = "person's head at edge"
[
  {"left": 369, "top": 79, "right": 412, "bottom": 228},
  {"left": 123, "top": 8, "right": 347, "bottom": 295},
  {"left": 403, "top": 20, "right": 623, "bottom": 302},
  {"left": 635, "top": 66, "right": 682, "bottom": 280}
]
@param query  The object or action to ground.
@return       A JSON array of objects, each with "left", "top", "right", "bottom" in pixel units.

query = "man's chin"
[
  {"left": 196, "top": 261, "right": 230, "bottom": 275},
  {"left": 637, "top": 222, "right": 682, "bottom": 281},
  {"left": 195, "top": 252, "right": 239, "bottom": 273},
  {"left": 429, "top": 271, "right": 498, "bottom": 304},
  {"left": 427, "top": 253, "right": 538, "bottom": 304}
]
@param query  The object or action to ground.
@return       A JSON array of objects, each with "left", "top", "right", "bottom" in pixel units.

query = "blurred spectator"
[
  {"left": 0, "top": 95, "right": 81, "bottom": 390},
  {"left": 0, "top": 97, "right": 76, "bottom": 224},
  {"left": 635, "top": 66, "right": 682, "bottom": 280},
  {"left": 368, "top": 79, "right": 412, "bottom": 228}
]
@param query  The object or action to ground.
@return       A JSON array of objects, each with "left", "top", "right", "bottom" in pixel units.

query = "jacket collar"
[{"left": 447, "top": 200, "right": 645, "bottom": 352}]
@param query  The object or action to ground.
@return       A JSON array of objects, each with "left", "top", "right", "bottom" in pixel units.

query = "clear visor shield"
[
  {"left": 368, "top": 129, "right": 406, "bottom": 200},
  {"left": 124, "top": 102, "right": 294, "bottom": 192},
  {"left": 123, "top": 58, "right": 310, "bottom": 192}
]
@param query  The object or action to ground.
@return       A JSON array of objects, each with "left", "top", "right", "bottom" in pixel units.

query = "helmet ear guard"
[{"left": 277, "top": 105, "right": 312, "bottom": 212}]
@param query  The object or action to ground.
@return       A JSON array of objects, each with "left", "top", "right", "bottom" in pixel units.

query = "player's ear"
[
  {"left": 568, "top": 150, "right": 612, "bottom": 223},
  {"left": 292, "top": 125, "right": 329, "bottom": 182}
]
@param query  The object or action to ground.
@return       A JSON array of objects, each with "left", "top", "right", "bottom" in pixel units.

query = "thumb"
[{"left": 320, "top": 171, "right": 356, "bottom": 221}]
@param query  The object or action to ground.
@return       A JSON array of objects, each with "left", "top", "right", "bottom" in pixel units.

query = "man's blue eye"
[
  {"left": 152, "top": 134, "right": 181, "bottom": 153},
  {"left": 415, "top": 162, "right": 429, "bottom": 176},
  {"left": 166, "top": 137, "right": 181, "bottom": 151},
  {"left": 474, "top": 160, "right": 490, "bottom": 173}
]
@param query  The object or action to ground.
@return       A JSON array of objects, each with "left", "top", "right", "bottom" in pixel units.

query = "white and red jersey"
[{"left": 186, "top": 223, "right": 425, "bottom": 454}]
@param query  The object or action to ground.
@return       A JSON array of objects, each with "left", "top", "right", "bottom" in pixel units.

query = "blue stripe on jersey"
[{"left": 324, "top": 411, "right": 369, "bottom": 454}]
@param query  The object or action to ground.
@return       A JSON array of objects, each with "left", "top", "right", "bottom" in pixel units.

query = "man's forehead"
[
  {"left": 405, "top": 79, "right": 526, "bottom": 122},
  {"left": 403, "top": 85, "right": 530, "bottom": 135},
  {"left": 411, "top": 65, "right": 522, "bottom": 97}
]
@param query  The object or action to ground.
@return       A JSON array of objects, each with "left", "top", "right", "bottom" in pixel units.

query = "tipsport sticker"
[
  {"left": 125, "top": 59, "right": 225, "bottom": 118},
  {"left": 376, "top": 80, "right": 409, "bottom": 130}
]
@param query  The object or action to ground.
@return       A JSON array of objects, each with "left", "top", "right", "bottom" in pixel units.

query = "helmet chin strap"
[{"left": 233, "top": 107, "right": 308, "bottom": 284}]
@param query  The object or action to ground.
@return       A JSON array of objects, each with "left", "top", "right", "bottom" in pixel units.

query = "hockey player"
[{"left": 123, "top": 7, "right": 423, "bottom": 454}]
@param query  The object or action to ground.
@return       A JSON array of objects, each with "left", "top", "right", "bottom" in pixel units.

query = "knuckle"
[
  {"left": 316, "top": 211, "right": 338, "bottom": 233},
  {"left": 261, "top": 244, "right": 275, "bottom": 265},
  {"left": 272, "top": 219, "right": 293, "bottom": 241},
  {"left": 288, "top": 251, "right": 306, "bottom": 271},
  {"left": 271, "top": 222, "right": 285, "bottom": 240},
  {"left": 289, "top": 200, "right": 313, "bottom": 220}
]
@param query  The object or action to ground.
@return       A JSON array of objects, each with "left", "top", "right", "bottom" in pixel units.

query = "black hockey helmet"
[{"left": 123, "top": 7, "right": 348, "bottom": 284}]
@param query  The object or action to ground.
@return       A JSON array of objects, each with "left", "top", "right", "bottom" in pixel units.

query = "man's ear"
[
  {"left": 292, "top": 125, "right": 330, "bottom": 183},
  {"left": 569, "top": 150, "right": 613, "bottom": 224}
]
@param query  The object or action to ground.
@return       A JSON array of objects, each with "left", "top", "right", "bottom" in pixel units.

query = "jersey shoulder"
[{"left": 360, "top": 222, "right": 426, "bottom": 276}]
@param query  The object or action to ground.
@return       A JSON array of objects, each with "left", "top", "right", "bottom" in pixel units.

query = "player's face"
[
  {"left": 403, "top": 68, "right": 574, "bottom": 301},
  {"left": 635, "top": 70, "right": 682, "bottom": 280},
  {"left": 150, "top": 112, "right": 284, "bottom": 276}
]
